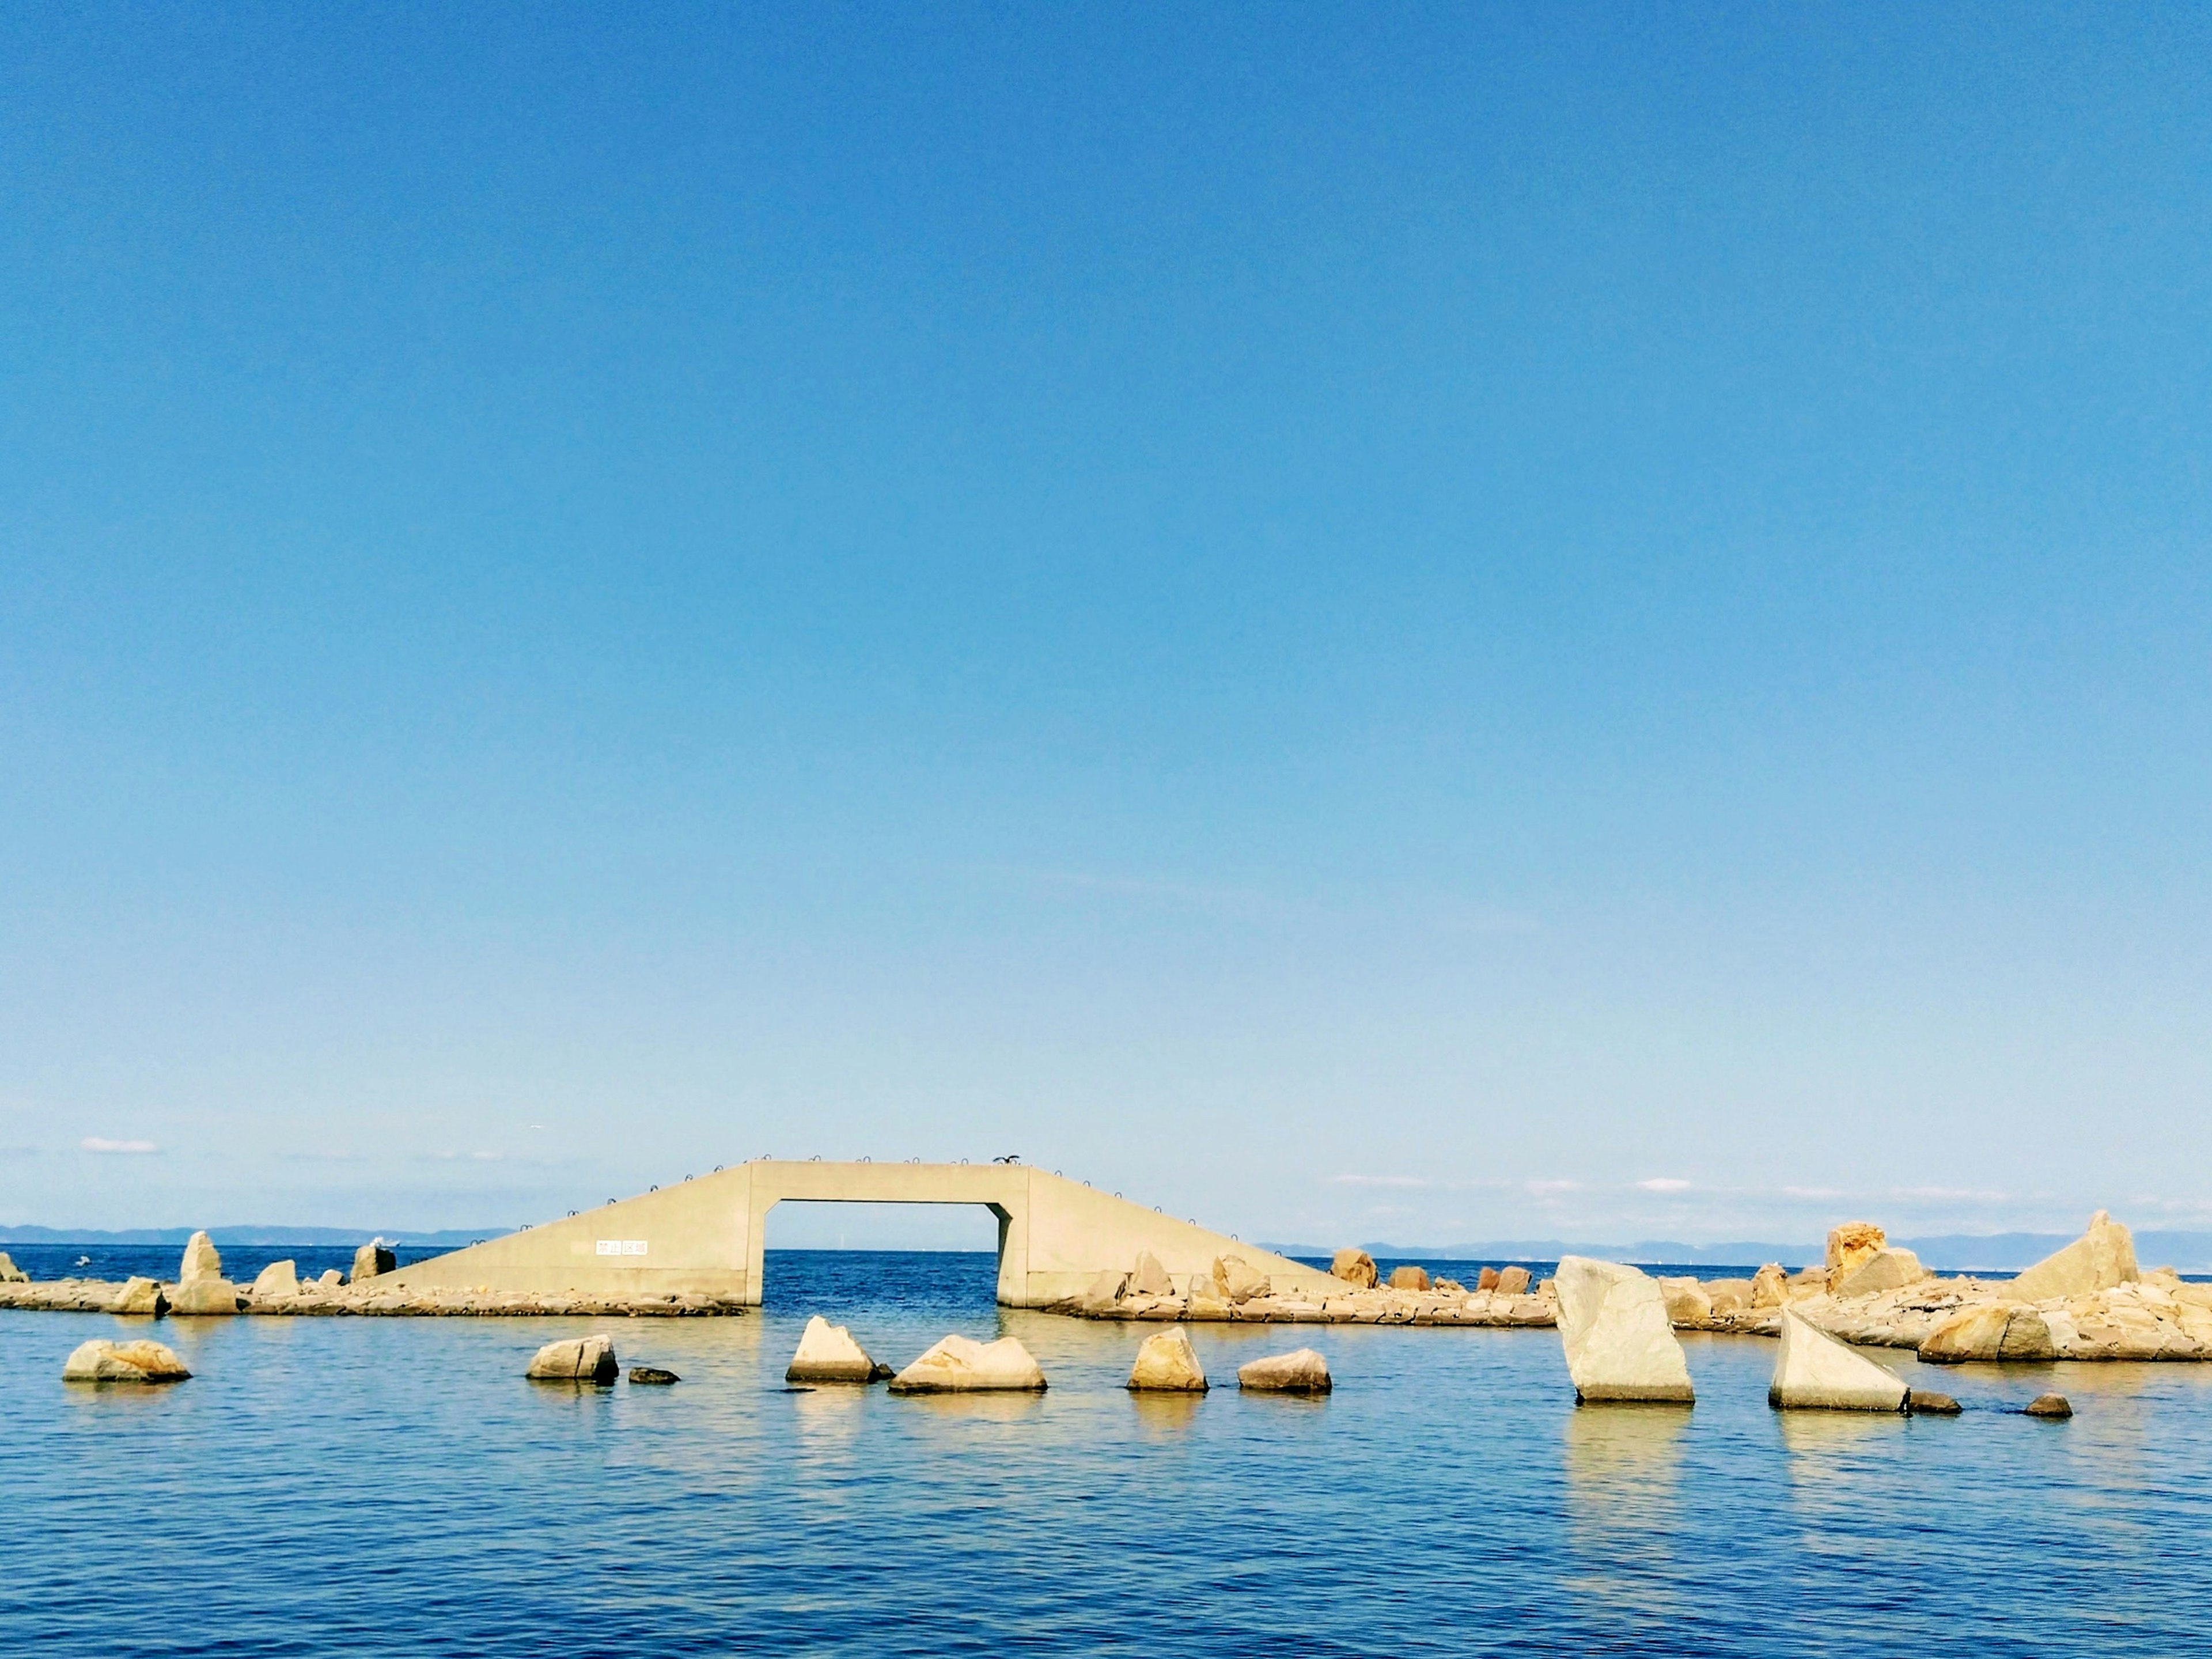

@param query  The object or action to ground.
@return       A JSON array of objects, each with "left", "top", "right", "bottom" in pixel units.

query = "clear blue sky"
[{"left": 2, "top": 5, "right": 2206, "bottom": 1248}]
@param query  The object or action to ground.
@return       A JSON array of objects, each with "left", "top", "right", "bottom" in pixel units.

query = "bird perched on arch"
[{"left": 991, "top": 1154, "right": 1021, "bottom": 1164}]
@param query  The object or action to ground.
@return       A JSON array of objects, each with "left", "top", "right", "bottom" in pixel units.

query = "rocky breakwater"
[
  {"left": 0, "top": 1229, "right": 746, "bottom": 1319},
  {"left": 1051, "top": 1249, "right": 1560, "bottom": 1328},
  {"left": 1662, "top": 1213, "right": 2212, "bottom": 1365}
]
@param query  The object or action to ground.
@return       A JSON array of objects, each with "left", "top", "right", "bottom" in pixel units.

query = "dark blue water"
[{"left": 4, "top": 1249, "right": 2208, "bottom": 1656}]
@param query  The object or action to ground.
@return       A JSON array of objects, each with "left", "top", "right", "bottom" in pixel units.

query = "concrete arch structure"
[{"left": 378, "top": 1160, "right": 1343, "bottom": 1306}]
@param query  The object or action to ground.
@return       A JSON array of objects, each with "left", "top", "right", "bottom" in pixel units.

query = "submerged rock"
[
  {"left": 2010, "top": 1211, "right": 2139, "bottom": 1302},
  {"left": 628, "top": 1366, "right": 680, "bottom": 1385},
  {"left": 1908, "top": 1389, "right": 1962, "bottom": 1414},
  {"left": 62, "top": 1338, "right": 191, "bottom": 1382},
  {"left": 1329, "top": 1249, "right": 1378, "bottom": 1289},
  {"left": 889, "top": 1334, "right": 1047, "bottom": 1393},
  {"left": 107, "top": 1277, "right": 168, "bottom": 1316},
  {"left": 1554, "top": 1256, "right": 1694, "bottom": 1405},
  {"left": 250, "top": 1260, "right": 300, "bottom": 1300},
  {"left": 786, "top": 1314, "right": 890, "bottom": 1382},
  {"left": 2024, "top": 1392, "right": 2073, "bottom": 1419},
  {"left": 1126, "top": 1327, "right": 1207, "bottom": 1392},
  {"left": 169, "top": 1278, "right": 243, "bottom": 1316},
  {"left": 178, "top": 1231, "right": 222, "bottom": 1285},
  {"left": 1768, "top": 1308, "right": 1907, "bottom": 1411},
  {"left": 525, "top": 1335, "right": 618, "bottom": 1382},
  {"left": 1237, "top": 1348, "right": 1332, "bottom": 1393}
]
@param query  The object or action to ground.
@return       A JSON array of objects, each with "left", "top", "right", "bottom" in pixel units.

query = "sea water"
[{"left": 3, "top": 1249, "right": 2208, "bottom": 1657}]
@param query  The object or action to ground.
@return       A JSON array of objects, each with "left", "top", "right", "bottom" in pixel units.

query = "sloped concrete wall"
[{"left": 377, "top": 1160, "right": 1341, "bottom": 1306}]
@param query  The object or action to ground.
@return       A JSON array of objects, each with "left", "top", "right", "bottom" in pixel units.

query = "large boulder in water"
[
  {"left": 250, "top": 1260, "right": 300, "bottom": 1300},
  {"left": 1553, "top": 1257, "right": 1694, "bottom": 1404},
  {"left": 1768, "top": 1308, "right": 1907, "bottom": 1411},
  {"left": 63, "top": 1339, "right": 191, "bottom": 1382},
  {"left": 352, "top": 1242, "right": 397, "bottom": 1282},
  {"left": 107, "top": 1276, "right": 168, "bottom": 1316},
  {"left": 889, "top": 1334, "right": 1047, "bottom": 1393},
  {"left": 1237, "top": 1348, "right": 1332, "bottom": 1393},
  {"left": 1833, "top": 1247, "right": 1929, "bottom": 1300},
  {"left": 169, "top": 1278, "right": 243, "bottom": 1315},
  {"left": 526, "top": 1335, "right": 618, "bottom": 1381},
  {"left": 1126, "top": 1327, "right": 1207, "bottom": 1392},
  {"left": 785, "top": 1315, "right": 890, "bottom": 1382},
  {"left": 178, "top": 1230, "right": 222, "bottom": 1285},
  {"left": 2009, "top": 1211, "right": 2138, "bottom": 1302}
]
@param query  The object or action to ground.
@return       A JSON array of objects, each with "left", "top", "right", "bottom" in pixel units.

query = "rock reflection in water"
[{"left": 1560, "top": 1404, "right": 1693, "bottom": 1636}]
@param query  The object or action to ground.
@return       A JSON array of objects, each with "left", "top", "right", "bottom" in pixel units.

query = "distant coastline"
[{"left": 1266, "top": 1232, "right": 2212, "bottom": 1275}]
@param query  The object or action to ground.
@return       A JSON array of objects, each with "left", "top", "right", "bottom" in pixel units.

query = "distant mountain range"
[
  {"left": 0, "top": 1224, "right": 499, "bottom": 1248},
  {"left": 1267, "top": 1232, "right": 2212, "bottom": 1274}
]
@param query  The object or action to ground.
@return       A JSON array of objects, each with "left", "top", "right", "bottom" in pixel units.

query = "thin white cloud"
[
  {"left": 1327, "top": 1174, "right": 1434, "bottom": 1190},
  {"left": 1525, "top": 1179, "right": 1582, "bottom": 1196},
  {"left": 82, "top": 1137, "right": 158, "bottom": 1154},
  {"left": 1637, "top": 1177, "right": 1692, "bottom": 1194}
]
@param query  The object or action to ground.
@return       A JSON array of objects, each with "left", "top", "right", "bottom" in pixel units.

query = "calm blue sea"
[{"left": 3, "top": 1248, "right": 2207, "bottom": 1657}]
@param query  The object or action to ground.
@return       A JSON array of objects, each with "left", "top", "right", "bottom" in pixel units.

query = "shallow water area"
[{"left": 5, "top": 1249, "right": 2209, "bottom": 1656}]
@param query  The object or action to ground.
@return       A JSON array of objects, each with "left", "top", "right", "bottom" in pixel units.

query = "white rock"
[
  {"left": 1553, "top": 1256, "right": 1694, "bottom": 1404},
  {"left": 1768, "top": 1308, "right": 1907, "bottom": 1411},
  {"left": 178, "top": 1230, "right": 222, "bottom": 1285},
  {"left": 250, "top": 1260, "right": 300, "bottom": 1300},
  {"left": 888, "top": 1333, "right": 1047, "bottom": 1393},
  {"left": 1236, "top": 1348, "right": 1332, "bottom": 1393},
  {"left": 1126, "top": 1327, "right": 1207, "bottom": 1391},
  {"left": 785, "top": 1314, "right": 888, "bottom": 1382},
  {"left": 316, "top": 1269, "right": 343, "bottom": 1289},
  {"left": 62, "top": 1338, "right": 191, "bottom": 1382},
  {"left": 525, "top": 1335, "right": 618, "bottom": 1381},
  {"left": 2010, "top": 1211, "right": 2139, "bottom": 1302}
]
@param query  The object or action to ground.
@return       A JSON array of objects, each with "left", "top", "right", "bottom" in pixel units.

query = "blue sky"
[{"left": 2, "top": 5, "right": 2207, "bottom": 1247}]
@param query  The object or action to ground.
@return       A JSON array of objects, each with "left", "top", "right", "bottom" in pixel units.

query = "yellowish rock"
[
  {"left": 1834, "top": 1248, "right": 1929, "bottom": 1300},
  {"left": 0, "top": 1252, "right": 26, "bottom": 1283},
  {"left": 1494, "top": 1266, "right": 1532, "bottom": 1296},
  {"left": 169, "top": 1278, "right": 242, "bottom": 1316},
  {"left": 785, "top": 1314, "right": 888, "bottom": 1382},
  {"left": 62, "top": 1338, "right": 191, "bottom": 1382},
  {"left": 1750, "top": 1263, "right": 1789, "bottom": 1308},
  {"left": 1825, "top": 1221, "right": 1887, "bottom": 1279},
  {"left": 107, "top": 1276, "right": 167, "bottom": 1316},
  {"left": 1126, "top": 1327, "right": 1207, "bottom": 1391},
  {"left": 1214, "top": 1256, "right": 1270, "bottom": 1303},
  {"left": 1237, "top": 1347, "right": 1332, "bottom": 1393},
  {"left": 1129, "top": 1251, "right": 1173, "bottom": 1297},
  {"left": 525, "top": 1335, "right": 618, "bottom": 1381},
  {"left": 250, "top": 1260, "right": 300, "bottom": 1300},
  {"left": 178, "top": 1230, "right": 222, "bottom": 1285},
  {"left": 1329, "top": 1248, "right": 1378, "bottom": 1289},
  {"left": 2009, "top": 1211, "right": 2139, "bottom": 1302},
  {"left": 1657, "top": 1277, "right": 1712, "bottom": 1326},
  {"left": 889, "top": 1334, "right": 1047, "bottom": 1393}
]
